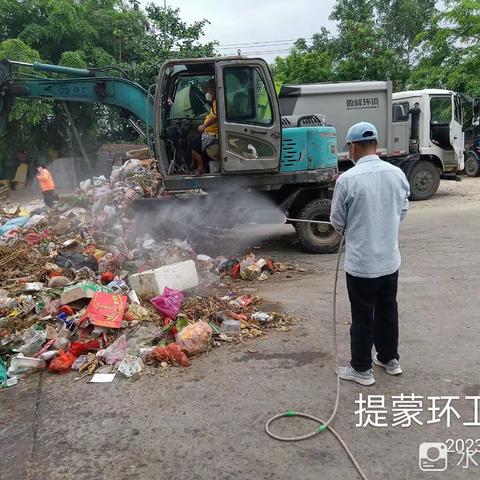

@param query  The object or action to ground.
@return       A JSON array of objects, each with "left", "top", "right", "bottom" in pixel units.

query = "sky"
[{"left": 155, "top": 0, "right": 338, "bottom": 62}]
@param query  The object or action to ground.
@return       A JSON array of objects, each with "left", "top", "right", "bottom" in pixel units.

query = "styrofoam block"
[{"left": 128, "top": 260, "right": 199, "bottom": 299}]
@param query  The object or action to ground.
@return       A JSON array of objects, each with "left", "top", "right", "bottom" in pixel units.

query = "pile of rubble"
[{"left": 0, "top": 159, "right": 299, "bottom": 387}]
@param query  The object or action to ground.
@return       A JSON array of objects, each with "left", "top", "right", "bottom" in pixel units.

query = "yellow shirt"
[{"left": 204, "top": 100, "right": 218, "bottom": 135}]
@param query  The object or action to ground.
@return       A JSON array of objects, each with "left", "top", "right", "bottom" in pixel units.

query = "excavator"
[{"left": 0, "top": 57, "right": 341, "bottom": 253}]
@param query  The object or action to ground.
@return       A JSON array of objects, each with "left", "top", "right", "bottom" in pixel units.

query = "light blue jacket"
[{"left": 330, "top": 154, "right": 410, "bottom": 278}]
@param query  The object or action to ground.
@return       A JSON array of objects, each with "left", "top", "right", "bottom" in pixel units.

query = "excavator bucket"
[{"left": 0, "top": 60, "right": 14, "bottom": 136}]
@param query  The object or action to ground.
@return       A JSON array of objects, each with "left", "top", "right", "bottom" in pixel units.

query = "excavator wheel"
[{"left": 294, "top": 198, "right": 342, "bottom": 254}]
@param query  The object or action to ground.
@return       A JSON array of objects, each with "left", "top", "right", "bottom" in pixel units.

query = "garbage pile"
[
  {"left": 218, "top": 253, "right": 292, "bottom": 281},
  {"left": 0, "top": 160, "right": 299, "bottom": 388},
  {"left": 0, "top": 269, "right": 298, "bottom": 387}
]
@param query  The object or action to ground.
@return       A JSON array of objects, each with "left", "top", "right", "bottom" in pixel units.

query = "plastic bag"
[
  {"left": 69, "top": 339, "right": 101, "bottom": 357},
  {"left": 110, "top": 159, "right": 143, "bottom": 183},
  {"left": 0, "top": 358, "right": 7, "bottom": 383},
  {"left": 124, "top": 303, "right": 151, "bottom": 322},
  {"left": 100, "top": 335, "right": 128, "bottom": 365},
  {"left": 239, "top": 254, "right": 266, "bottom": 280},
  {"left": 48, "top": 350, "right": 76, "bottom": 373},
  {"left": 53, "top": 253, "right": 98, "bottom": 272},
  {"left": 251, "top": 312, "right": 273, "bottom": 323},
  {"left": 79, "top": 179, "right": 91, "bottom": 191},
  {"left": 175, "top": 321, "right": 212, "bottom": 356},
  {"left": 18, "top": 329, "right": 47, "bottom": 356},
  {"left": 150, "top": 344, "right": 191, "bottom": 367},
  {"left": 117, "top": 354, "right": 144, "bottom": 377},
  {"left": 231, "top": 263, "right": 241, "bottom": 279},
  {"left": 0, "top": 216, "right": 29, "bottom": 236},
  {"left": 240, "top": 265, "right": 261, "bottom": 281},
  {"left": 218, "top": 258, "right": 239, "bottom": 274},
  {"left": 150, "top": 288, "right": 184, "bottom": 319},
  {"left": 239, "top": 254, "right": 256, "bottom": 276},
  {"left": 8, "top": 355, "right": 46, "bottom": 375},
  {"left": 229, "top": 295, "right": 255, "bottom": 308}
]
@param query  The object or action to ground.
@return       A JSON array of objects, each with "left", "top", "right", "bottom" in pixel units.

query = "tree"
[
  {"left": 0, "top": 38, "right": 52, "bottom": 125},
  {"left": 410, "top": 0, "right": 480, "bottom": 97},
  {"left": 273, "top": 0, "right": 438, "bottom": 90}
]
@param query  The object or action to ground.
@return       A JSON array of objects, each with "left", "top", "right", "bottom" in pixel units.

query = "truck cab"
[{"left": 392, "top": 89, "right": 465, "bottom": 174}]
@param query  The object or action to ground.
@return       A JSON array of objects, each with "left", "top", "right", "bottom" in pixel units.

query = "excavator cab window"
[
  {"left": 162, "top": 66, "right": 217, "bottom": 175},
  {"left": 168, "top": 74, "right": 212, "bottom": 120},
  {"left": 223, "top": 67, "right": 273, "bottom": 125}
]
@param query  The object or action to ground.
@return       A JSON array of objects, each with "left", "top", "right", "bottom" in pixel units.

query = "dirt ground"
[{"left": 2, "top": 178, "right": 480, "bottom": 480}]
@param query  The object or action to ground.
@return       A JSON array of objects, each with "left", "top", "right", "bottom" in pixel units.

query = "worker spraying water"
[
  {"left": 331, "top": 122, "right": 410, "bottom": 386},
  {"left": 266, "top": 122, "right": 411, "bottom": 480}
]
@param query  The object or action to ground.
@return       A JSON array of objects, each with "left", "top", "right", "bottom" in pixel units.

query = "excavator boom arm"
[{"left": 0, "top": 59, "right": 154, "bottom": 135}]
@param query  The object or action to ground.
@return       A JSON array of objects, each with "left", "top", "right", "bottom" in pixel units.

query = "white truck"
[{"left": 279, "top": 81, "right": 464, "bottom": 200}]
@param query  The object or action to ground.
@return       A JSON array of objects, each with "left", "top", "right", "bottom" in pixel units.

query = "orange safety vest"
[{"left": 37, "top": 169, "right": 55, "bottom": 192}]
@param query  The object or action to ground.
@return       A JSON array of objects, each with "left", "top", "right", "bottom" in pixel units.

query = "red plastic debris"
[
  {"left": 48, "top": 350, "right": 77, "bottom": 373},
  {"left": 59, "top": 305, "right": 75, "bottom": 316},
  {"left": 69, "top": 339, "right": 101, "bottom": 357},
  {"left": 231, "top": 263, "right": 241, "bottom": 279},
  {"left": 150, "top": 344, "right": 191, "bottom": 367},
  {"left": 100, "top": 271, "right": 115, "bottom": 284}
]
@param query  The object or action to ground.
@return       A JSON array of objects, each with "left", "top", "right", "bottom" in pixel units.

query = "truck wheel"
[
  {"left": 464, "top": 154, "right": 480, "bottom": 177},
  {"left": 408, "top": 160, "right": 441, "bottom": 201},
  {"left": 294, "top": 198, "right": 342, "bottom": 254}
]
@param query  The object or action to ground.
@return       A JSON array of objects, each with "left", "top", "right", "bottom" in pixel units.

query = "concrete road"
[{"left": 2, "top": 179, "right": 480, "bottom": 480}]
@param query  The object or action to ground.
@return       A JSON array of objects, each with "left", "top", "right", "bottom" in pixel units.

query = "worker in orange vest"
[{"left": 36, "top": 164, "right": 57, "bottom": 206}]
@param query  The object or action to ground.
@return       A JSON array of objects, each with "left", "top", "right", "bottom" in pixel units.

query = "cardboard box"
[{"left": 60, "top": 281, "right": 111, "bottom": 308}]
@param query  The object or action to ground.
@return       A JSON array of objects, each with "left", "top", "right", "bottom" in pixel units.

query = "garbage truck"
[
  {"left": 0, "top": 57, "right": 341, "bottom": 253},
  {"left": 279, "top": 81, "right": 465, "bottom": 200}
]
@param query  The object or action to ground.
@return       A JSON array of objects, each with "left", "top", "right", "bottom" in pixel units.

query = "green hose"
[{"left": 264, "top": 226, "right": 370, "bottom": 480}]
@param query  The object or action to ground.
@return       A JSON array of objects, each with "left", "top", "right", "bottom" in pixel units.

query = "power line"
[
  {"left": 216, "top": 37, "right": 314, "bottom": 48},
  {"left": 217, "top": 42, "right": 294, "bottom": 50},
  {"left": 220, "top": 49, "right": 296, "bottom": 55},
  {"left": 216, "top": 41, "right": 313, "bottom": 51},
  {"left": 218, "top": 45, "right": 314, "bottom": 55}
]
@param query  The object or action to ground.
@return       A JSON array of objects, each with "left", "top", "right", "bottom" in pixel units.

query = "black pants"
[
  {"left": 42, "top": 190, "right": 57, "bottom": 207},
  {"left": 346, "top": 271, "right": 399, "bottom": 372}
]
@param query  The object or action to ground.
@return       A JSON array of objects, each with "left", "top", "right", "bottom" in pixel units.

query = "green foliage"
[
  {"left": 273, "top": 48, "right": 334, "bottom": 84},
  {"left": 273, "top": 0, "right": 438, "bottom": 90},
  {"left": 274, "top": 0, "right": 480, "bottom": 101},
  {"left": 410, "top": 0, "right": 480, "bottom": 97},
  {"left": 59, "top": 50, "right": 87, "bottom": 69},
  {"left": 0, "top": 37, "right": 40, "bottom": 62},
  {"left": 0, "top": 38, "right": 52, "bottom": 126}
]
